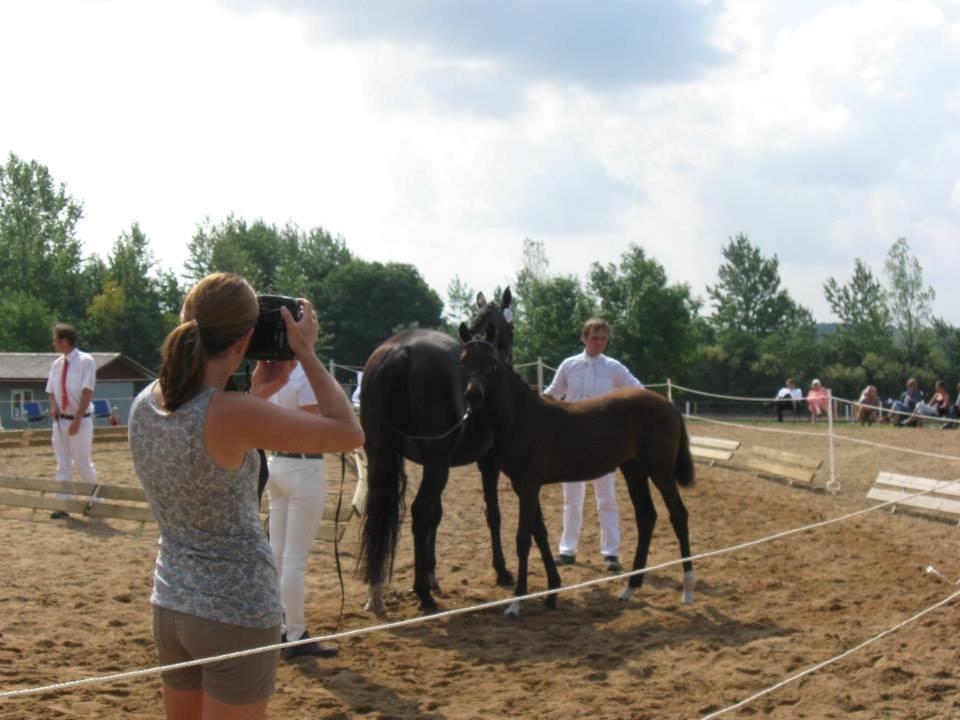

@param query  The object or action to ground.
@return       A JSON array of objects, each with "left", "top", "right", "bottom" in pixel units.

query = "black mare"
[
  {"left": 359, "top": 290, "right": 514, "bottom": 615},
  {"left": 458, "top": 324, "right": 697, "bottom": 617}
]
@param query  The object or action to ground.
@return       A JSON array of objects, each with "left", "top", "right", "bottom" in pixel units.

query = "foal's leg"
[
  {"left": 478, "top": 452, "right": 513, "bottom": 587},
  {"left": 619, "top": 461, "right": 656, "bottom": 603},
  {"left": 531, "top": 503, "right": 561, "bottom": 609},
  {"left": 411, "top": 460, "right": 449, "bottom": 612},
  {"left": 506, "top": 477, "right": 539, "bottom": 618},
  {"left": 652, "top": 473, "right": 696, "bottom": 605}
]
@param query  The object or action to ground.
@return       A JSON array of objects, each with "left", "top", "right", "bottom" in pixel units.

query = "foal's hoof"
[
  {"left": 681, "top": 570, "right": 697, "bottom": 605},
  {"left": 419, "top": 599, "right": 440, "bottom": 615},
  {"left": 428, "top": 573, "right": 442, "bottom": 593},
  {"left": 618, "top": 586, "right": 637, "bottom": 603},
  {"left": 543, "top": 594, "right": 557, "bottom": 610},
  {"left": 364, "top": 597, "right": 387, "bottom": 618},
  {"left": 504, "top": 601, "right": 521, "bottom": 618},
  {"left": 496, "top": 569, "right": 515, "bottom": 587}
]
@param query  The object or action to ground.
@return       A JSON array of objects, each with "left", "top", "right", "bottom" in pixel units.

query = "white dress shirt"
[
  {"left": 544, "top": 351, "right": 642, "bottom": 402},
  {"left": 45, "top": 348, "right": 96, "bottom": 412}
]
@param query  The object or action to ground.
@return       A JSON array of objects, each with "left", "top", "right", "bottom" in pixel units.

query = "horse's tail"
[
  {"left": 358, "top": 447, "right": 407, "bottom": 586},
  {"left": 675, "top": 410, "right": 696, "bottom": 488},
  {"left": 358, "top": 349, "right": 409, "bottom": 587}
]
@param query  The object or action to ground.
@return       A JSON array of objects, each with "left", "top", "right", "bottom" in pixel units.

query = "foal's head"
[
  {"left": 464, "top": 288, "right": 513, "bottom": 365},
  {"left": 457, "top": 324, "right": 502, "bottom": 411}
]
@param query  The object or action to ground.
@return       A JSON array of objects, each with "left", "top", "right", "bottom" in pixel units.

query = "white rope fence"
[{"left": 5, "top": 468, "right": 960, "bottom": 701}]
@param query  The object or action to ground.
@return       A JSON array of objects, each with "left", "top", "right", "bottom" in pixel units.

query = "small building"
[{"left": 0, "top": 353, "right": 155, "bottom": 429}]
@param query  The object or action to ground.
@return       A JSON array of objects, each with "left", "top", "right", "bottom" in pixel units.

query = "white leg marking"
[
  {"left": 365, "top": 583, "right": 386, "bottom": 617},
  {"left": 504, "top": 600, "right": 521, "bottom": 618},
  {"left": 618, "top": 586, "right": 636, "bottom": 603},
  {"left": 681, "top": 570, "right": 697, "bottom": 605}
]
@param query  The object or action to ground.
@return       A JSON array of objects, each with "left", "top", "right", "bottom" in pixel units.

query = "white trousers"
[
  {"left": 51, "top": 417, "right": 97, "bottom": 491},
  {"left": 267, "top": 456, "right": 325, "bottom": 641},
  {"left": 558, "top": 472, "right": 620, "bottom": 558}
]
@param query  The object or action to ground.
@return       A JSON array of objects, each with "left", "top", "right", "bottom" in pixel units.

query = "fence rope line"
[
  {"left": 701, "top": 586, "right": 960, "bottom": 719},
  {"left": 5, "top": 477, "right": 955, "bottom": 702},
  {"left": 685, "top": 413, "right": 827, "bottom": 438},
  {"left": 686, "top": 412, "right": 960, "bottom": 466}
]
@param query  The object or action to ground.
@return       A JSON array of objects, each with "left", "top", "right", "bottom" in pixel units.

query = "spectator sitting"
[
  {"left": 774, "top": 378, "right": 802, "bottom": 422},
  {"left": 905, "top": 380, "right": 950, "bottom": 427},
  {"left": 856, "top": 385, "right": 881, "bottom": 425},
  {"left": 944, "top": 383, "right": 960, "bottom": 429},
  {"left": 806, "top": 379, "right": 829, "bottom": 424},
  {"left": 886, "top": 378, "right": 922, "bottom": 425}
]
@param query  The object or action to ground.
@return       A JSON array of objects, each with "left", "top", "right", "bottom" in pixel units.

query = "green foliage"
[
  {"left": 318, "top": 260, "right": 443, "bottom": 365},
  {"left": 444, "top": 275, "right": 476, "bottom": 327},
  {"left": 707, "top": 233, "right": 799, "bottom": 337},
  {"left": 884, "top": 237, "right": 935, "bottom": 362},
  {"left": 82, "top": 224, "right": 181, "bottom": 369},
  {"left": 0, "top": 290, "right": 56, "bottom": 351},
  {"left": 0, "top": 153, "right": 87, "bottom": 327},
  {"left": 513, "top": 274, "right": 595, "bottom": 366},
  {"left": 185, "top": 216, "right": 351, "bottom": 301}
]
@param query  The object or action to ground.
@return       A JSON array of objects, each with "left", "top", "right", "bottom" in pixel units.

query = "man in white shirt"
[
  {"left": 543, "top": 318, "right": 643, "bottom": 572},
  {"left": 45, "top": 323, "right": 97, "bottom": 519},
  {"left": 774, "top": 378, "right": 802, "bottom": 422}
]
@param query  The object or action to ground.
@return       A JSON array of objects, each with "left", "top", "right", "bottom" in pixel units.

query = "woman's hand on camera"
[
  {"left": 250, "top": 360, "right": 295, "bottom": 399},
  {"left": 281, "top": 300, "right": 319, "bottom": 358}
]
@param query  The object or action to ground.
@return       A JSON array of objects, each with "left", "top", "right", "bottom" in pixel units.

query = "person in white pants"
[
  {"left": 266, "top": 361, "right": 340, "bottom": 660},
  {"left": 45, "top": 323, "right": 97, "bottom": 520},
  {"left": 543, "top": 318, "right": 643, "bottom": 572}
]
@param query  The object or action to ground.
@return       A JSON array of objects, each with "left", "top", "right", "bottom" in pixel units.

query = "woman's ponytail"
[{"left": 159, "top": 319, "right": 207, "bottom": 411}]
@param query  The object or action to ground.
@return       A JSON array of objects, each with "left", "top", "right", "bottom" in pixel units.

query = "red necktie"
[{"left": 61, "top": 358, "right": 70, "bottom": 411}]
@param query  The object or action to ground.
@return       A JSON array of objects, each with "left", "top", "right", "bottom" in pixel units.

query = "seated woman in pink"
[{"left": 806, "top": 379, "right": 829, "bottom": 424}]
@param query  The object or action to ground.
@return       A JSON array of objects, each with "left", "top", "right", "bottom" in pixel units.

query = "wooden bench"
[
  {"left": 739, "top": 446, "right": 822, "bottom": 487},
  {"left": 0, "top": 426, "right": 129, "bottom": 449},
  {"left": 689, "top": 435, "right": 740, "bottom": 466},
  {"left": 867, "top": 471, "right": 960, "bottom": 524},
  {"left": 0, "top": 474, "right": 353, "bottom": 542}
]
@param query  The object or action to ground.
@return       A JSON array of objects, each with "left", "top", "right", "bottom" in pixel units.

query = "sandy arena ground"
[{"left": 2, "top": 420, "right": 960, "bottom": 719}]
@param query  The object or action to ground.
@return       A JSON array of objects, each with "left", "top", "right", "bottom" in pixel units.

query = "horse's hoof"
[
  {"left": 681, "top": 570, "right": 696, "bottom": 605},
  {"left": 543, "top": 594, "right": 557, "bottom": 610},
  {"left": 428, "top": 573, "right": 442, "bottom": 593},
  {"left": 496, "top": 570, "right": 515, "bottom": 587},
  {"left": 504, "top": 601, "right": 521, "bottom": 618},
  {"left": 618, "top": 586, "right": 636, "bottom": 603},
  {"left": 364, "top": 598, "right": 387, "bottom": 618}
]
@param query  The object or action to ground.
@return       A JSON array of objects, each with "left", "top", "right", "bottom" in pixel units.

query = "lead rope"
[{"left": 332, "top": 452, "right": 347, "bottom": 631}]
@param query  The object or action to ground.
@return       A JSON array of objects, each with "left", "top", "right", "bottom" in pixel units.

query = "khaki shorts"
[{"left": 152, "top": 605, "right": 280, "bottom": 705}]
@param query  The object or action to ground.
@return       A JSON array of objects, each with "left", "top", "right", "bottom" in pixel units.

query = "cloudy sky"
[{"left": 3, "top": 0, "right": 959, "bottom": 323}]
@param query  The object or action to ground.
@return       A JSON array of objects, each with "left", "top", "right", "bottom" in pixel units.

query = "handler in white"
[
  {"left": 543, "top": 318, "right": 642, "bottom": 572},
  {"left": 267, "top": 361, "right": 338, "bottom": 659},
  {"left": 45, "top": 323, "right": 97, "bottom": 519}
]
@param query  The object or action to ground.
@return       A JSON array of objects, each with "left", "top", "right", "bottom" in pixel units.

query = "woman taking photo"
[{"left": 128, "top": 272, "right": 363, "bottom": 720}]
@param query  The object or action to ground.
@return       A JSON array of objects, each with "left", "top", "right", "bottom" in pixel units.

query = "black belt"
[
  {"left": 274, "top": 452, "right": 324, "bottom": 460},
  {"left": 58, "top": 413, "right": 91, "bottom": 420}
]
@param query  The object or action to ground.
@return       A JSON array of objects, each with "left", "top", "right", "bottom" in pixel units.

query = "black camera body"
[{"left": 246, "top": 294, "right": 301, "bottom": 361}]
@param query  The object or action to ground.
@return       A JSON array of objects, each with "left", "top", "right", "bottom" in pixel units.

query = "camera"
[{"left": 246, "top": 294, "right": 301, "bottom": 360}]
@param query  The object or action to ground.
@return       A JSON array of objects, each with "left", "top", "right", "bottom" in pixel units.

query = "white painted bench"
[
  {"left": 690, "top": 435, "right": 740, "bottom": 465},
  {"left": 1, "top": 473, "right": 351, "bottom": 541},
  {"left": 867, "top": 472, "right": 960, "bottom": 524},
  {"left": 739, "top": 446, "right": 822, "bottom": 487}
]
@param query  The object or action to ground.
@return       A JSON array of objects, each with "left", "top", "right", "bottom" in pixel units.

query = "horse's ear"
[
  {"left": 476, "top": 292, "right": 487, "bottom": 309},
  {"left": 501, "top": 287, "right": 512, "bottom": 310},
  {"left": 458, "top": 322, "right": 472, "bottom": 344},
  {"left": 485, "top": 322, "right": 497, "bottom": 343}
]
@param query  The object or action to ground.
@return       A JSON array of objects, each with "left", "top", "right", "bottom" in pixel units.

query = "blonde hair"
[
  {"left": 581, "top": 318, "right": 610, "bottom": 340},
  {"left": 159, "top": 273, "right": 258, "bottom": 411}
]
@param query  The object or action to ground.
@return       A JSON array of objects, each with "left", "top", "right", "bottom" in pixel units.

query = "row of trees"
[{"left": 2, "top": 151, "right": 957, "bottom": 403}]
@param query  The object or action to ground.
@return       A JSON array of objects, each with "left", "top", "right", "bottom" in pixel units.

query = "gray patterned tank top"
[{"left": 128, "top": 382, "right": 281, "bottom": 628}]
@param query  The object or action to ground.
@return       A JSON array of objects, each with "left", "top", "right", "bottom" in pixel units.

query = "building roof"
[{"left": 0, "top": 353, "right": 156, "bottom": 383}]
